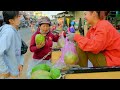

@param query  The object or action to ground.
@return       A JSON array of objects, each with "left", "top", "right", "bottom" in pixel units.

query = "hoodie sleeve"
[
  {"left": 0, "top": 28, "right": 13, "bottom": 74},
  {"left": 74, "top": 24, "right": 107, "bottom": 54}
]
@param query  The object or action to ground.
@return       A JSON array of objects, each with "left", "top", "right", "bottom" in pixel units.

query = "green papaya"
[
  {"left": 31, "top": 70, "right": 52, "bottom": 79},
  {"left": 35, "top": 34, "right": 45, "bottom": 45},
  {"left": 50, "top": 68, "right": 61, "bottom": 79},
  {"left": 31, "top": 64, "right": 50, "bottom": 74}
]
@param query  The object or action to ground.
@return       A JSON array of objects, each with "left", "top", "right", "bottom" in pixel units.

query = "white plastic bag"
[
  {"left": 27, "top": 59, "right": 52, "bottom": 79},
  {"left": 57, "top": 32, "right": 65, "bottom": 48},
  {"left": 26, "top": 52, "right": 52, "bottom": 79}
]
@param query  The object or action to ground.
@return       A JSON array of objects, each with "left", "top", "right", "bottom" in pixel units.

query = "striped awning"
[{"left": 54, "top": 14, "right": 73, "bottom": 18}]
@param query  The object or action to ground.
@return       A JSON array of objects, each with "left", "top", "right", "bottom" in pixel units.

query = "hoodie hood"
[{"left": 0, "top": 24, "right": 17, "bottom": 33}]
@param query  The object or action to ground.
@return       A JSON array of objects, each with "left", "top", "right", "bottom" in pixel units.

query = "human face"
[
  {"left": 84, "top": 11, "right": 97, "bottom": 25},
  {"left": 9, "top": 14, "right": 21, "bottom": 27},
  {"left": 39, "top": 23, "right": 50, "bottom": 34}
]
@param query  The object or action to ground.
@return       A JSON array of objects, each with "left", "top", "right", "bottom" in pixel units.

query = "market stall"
[{"left": 51, "top": 51, "right": 120, "bottom": 79}]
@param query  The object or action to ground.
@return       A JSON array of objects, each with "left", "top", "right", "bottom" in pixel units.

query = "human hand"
[
  {"left": 59, "top": 31, "right": 64, "bottom": 36},
  {"left": 18, "top": 65, "right": 23, "bottom": 76},
  {"left": 36, "top": 42, "right": 45, "bottom": 49},
  {"left": 18, "top": 65, "right": 23, "bottom": 72},
  {"left": 66, "top": 32, "right": 75, "bottom": 42}
]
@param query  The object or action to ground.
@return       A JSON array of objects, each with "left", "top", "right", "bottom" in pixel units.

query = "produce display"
[
  {"left": 31, "top": 70, "right": 52, "bottom": 79},
  {"left": 31, "top": 64, "right": 50, "bottom": 74},
  {"left": 31, "top": 64, "right": 61, "bottom": 79},
  {"left": 31, "top": 35, "right": 79, "bottom": 79}
]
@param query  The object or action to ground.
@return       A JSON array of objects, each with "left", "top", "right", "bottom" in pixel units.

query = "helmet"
[{"left": 39, "top": 16, "right": 51, "bottom": 26}]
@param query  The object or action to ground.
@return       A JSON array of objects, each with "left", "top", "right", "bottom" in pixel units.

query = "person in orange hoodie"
[{"left": 67, "top": 11, "right": 120, "bottom": 67}]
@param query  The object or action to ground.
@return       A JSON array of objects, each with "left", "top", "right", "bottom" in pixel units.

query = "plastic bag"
[
  {"left": 27, "top": 59, "right": 52, "bottom": 79},
  {"left": 26, "top": 52, "right": 52, "bottom": 79},
  {"left": 53, "top": 37, "right": 78, "bottom": 69},
  {"left": 67, "top": 27, "right": 70, "bottom": 33},
  {"left": 57, "top": 32, "right": 65, "bottom": 48},
  {"left": 70, "top": 26, "right": 75, "bottom": 33}
]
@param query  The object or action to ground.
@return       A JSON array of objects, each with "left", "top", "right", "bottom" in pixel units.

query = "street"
[
  {"left": 19, "top": 26, "right": 37, "bottom": 43},
  {"left": 19, "top": 27, "right": 36, "bottom": 79}
]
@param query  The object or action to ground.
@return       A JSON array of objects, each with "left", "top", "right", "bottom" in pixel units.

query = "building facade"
[{"left": 70, "top": 11, "right": 89, "bottom": 36}]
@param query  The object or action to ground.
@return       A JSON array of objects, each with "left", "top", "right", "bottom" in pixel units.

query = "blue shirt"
[{"left": 0, "top": 24, "right": 22, "bottom": 76}]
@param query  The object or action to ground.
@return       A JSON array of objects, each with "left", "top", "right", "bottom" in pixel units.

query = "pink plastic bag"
[
  {"left": 53, "top": 37, "right": 78, "bottom": 69},
  {"left": 57, "top": 32, "right": 65, "bottom": 48},
  {"left": 67, "top": 27, "right": 70, "bottom": 33}
]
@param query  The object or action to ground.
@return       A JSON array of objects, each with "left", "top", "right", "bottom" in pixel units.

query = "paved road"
[
  {"left": 19, "top": 27, "right": 36, "bottom": 79},
  {"left": 19, "top": 26, "right": 37, "bottom": 43}
]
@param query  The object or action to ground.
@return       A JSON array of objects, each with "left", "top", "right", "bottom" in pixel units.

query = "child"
[{"left": 28, "top": 17, "right": 60, "bottom": 77}]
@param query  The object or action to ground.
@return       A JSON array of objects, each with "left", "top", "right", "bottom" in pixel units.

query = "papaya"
[
  {"left": 50, "top": 68, "right": 61, "bottom": 79},
  {"left": 31, "top": 64, "right": 50, "bottom": 74},
  {"left": 64, "top": 52, "right": 78, "bottom": 65},
  {"left": 31, "top": 70, "right": 52, "bottom": 79},
  {"left": 35, "top": 34, "right": 45, "bottom": 45}
]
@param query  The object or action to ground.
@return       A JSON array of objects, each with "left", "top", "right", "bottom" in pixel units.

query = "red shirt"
[
  {"left": 74, "top": 20, "right": 120, "bottom": 66},
  {"left": 30, "top": 28, "right": 59, "bottom": 60}
]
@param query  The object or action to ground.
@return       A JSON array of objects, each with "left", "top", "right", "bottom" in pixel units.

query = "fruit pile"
[{"left": 30, "top": 64, "right": 61, "bottom": 79}]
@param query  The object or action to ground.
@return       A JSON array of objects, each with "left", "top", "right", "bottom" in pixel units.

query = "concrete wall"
[
  {"left": 74, "top": 11, "right": 89, "bottom": 36},
  {"left": 74, "top": 11, "right": 84, "bottom": 26}
]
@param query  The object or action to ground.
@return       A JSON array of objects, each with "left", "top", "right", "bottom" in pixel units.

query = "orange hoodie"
[{"left": 74, "top": 20, "right": 120, "bottom": 66}]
